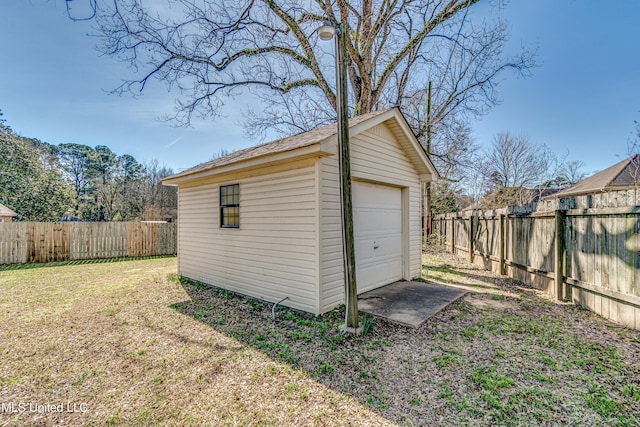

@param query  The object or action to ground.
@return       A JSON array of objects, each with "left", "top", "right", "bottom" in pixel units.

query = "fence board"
[
  {"left": 632, "top": 216, "right": 640, "bottom": 298},
  {"left": 26, "top": 223, "right": 70, "bottom": 263},
  {"left": 433, "top": 209, "right": 640, "bottom": 330},
  {"left": 0, "top": 222, "right": 176, "bottom": 265},
  {"left": 0, "top": 223, "right": 28, "bottom": 264}
]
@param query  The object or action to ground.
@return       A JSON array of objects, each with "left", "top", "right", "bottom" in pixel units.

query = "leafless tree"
[
  {"left": 627, "top": 120, "right": 640, "bottom": 185},
  {"left": 481, "top": 131, "right": 556, "bottom": 189},
  {"left": 69, "top": 0, "right": 535, "bottom": 149},
  {"left": 210, "top": 149, "right": 231, "bottom": 160},
  {"left": 141, "top": 160, "right": 178, "bottom": 221},
  {"left": 556, "top": 160, "right": 587, "bottom": 187},
  {"left": 427, "top": 118, "right": 477, "bottom": 181}
]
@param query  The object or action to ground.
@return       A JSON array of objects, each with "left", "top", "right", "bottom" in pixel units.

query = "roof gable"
[
  {"left": 0, "top": 202, "right": 17, "bottom": 217},
  {"left": 163, "top": 107, "right": 439, "bottom": 185},
  {"left": 554, "top": 154, "right": 640, "bottom": 197}
]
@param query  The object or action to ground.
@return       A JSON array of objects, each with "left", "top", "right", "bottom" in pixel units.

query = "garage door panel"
[
  {"left": 353, "top": 181, "right": 403, "bottom": 294},
  {"left": 357, "top": 259, "right": 402, "bottom": 291},
  {"left": 356, "top": 235, "right": 401, "bottom": 260},
  {"left": 355, "top": 209, "right": 401, "bottom": 234},
  {"left": 353, "top": 182, "right": 400, "bottom": 204}
]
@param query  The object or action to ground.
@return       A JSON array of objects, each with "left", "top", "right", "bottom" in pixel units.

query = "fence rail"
[
  {"left": 0, "top": 222, "right": 176, "bottom": 264},
  {"left": 432, "top": 207, "right": 640, "bottom": 330}
]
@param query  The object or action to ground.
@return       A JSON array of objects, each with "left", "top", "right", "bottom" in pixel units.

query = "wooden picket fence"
[
  {"left": 432, "top": 207, "right": 640, "bottom": 330},
  {"left": 0, "top": 222, "right": 176, "bottom": 264}
]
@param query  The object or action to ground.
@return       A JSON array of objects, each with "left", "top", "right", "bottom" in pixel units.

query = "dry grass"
[
  {"left": 0, "top": 258, "right": 388, "bottom": 426},
  {"left": 1, "top": 252, "right": 639, "bottom": 426}
]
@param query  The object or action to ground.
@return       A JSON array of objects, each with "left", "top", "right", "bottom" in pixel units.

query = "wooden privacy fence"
[
  {"left": 0, "top": 222, "right": 176, "bottom": 264},
  {"left": 432, "top": 207, "right": 640, "bottom": 330}
]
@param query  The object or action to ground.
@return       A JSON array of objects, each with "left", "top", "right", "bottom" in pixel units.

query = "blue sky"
[{"left": 1, "top": 0, "right": 639, "bottom": 175}]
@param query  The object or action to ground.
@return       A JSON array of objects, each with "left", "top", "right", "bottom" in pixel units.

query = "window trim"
[{"left": 220, "top": 184, "right": 240, "bottom": 228}]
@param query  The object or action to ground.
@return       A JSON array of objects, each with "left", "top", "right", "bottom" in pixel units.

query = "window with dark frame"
[{"left": 220, "top": 184, "right": 240, "bottom": 228}]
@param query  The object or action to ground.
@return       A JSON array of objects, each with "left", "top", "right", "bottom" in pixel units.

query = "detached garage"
[{"left": 163, "top": 108, "right": 439, "bottom": 315}]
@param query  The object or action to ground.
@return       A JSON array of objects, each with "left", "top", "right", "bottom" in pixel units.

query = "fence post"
[
  {"left": 499, "top": 214, "right": 505, "bottom": 275},
  {"left": 554, "top": 210, "right": 566, "bottom": 301},
  {"left": 451, "top": 217, "right": 456, "bottom": 254},
  {"left": 468, "top": 216, "right": 474, "bottom": 263}
]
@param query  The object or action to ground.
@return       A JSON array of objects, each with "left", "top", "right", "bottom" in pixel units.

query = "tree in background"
[
  {"left": 468, "top": 131, "right": 573, "bottom": 208},
  {"left": 0, "top": 109, "right": 12, "bottom": 134},
  {"left": 628, "top": 120, "right": 640, "bottom": 185},
  {"left": 422, "top": 121, "right": 478, "bottom": 214},
  {"left": 71, "top": 0, "right": 534, "bottom": 184},
  {"left": 57, "top": 143, "right": 98, "bottom": 214},
  {"left": 81, "top": 0, "right": 534, "bottom": 125},
  {"left": 554, "top": 160, "right": 588, "bottom": 188},
  {"left": 0, "top": 126, "right": 75, "bottom": 221},
  {"left": 430, "top": 181, "right": 472, "bottom": 215},
  {"left": 480, "top": 132, "right": 556, "bottom": 189},
  {"left": 1, "top": 108, "right": 177, "bottom": 222},
  {"left": 113, "top": 154, "right": 145, "bottom": 220},
  {"left": 211, "top": 149, "right": 231, "bottom": 160},
  {"left": 141, "top": 160, "right": 178, "bottom": 221},
  {"left": 54, "top": 141, "right": 177, "bottom": 221}
]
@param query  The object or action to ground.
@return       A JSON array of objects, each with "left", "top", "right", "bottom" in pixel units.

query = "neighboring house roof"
[
  {"left": 553, "top": 154, "right": 640, "bottom": 198},
  {"left": 163, "top": 108, "right": 439, "bottom": 185},
  {"left": 0, "top": 202, "right": 17, "bottom": 218}
]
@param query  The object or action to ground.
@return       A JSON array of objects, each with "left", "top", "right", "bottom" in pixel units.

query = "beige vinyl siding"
[
  {"left": 177, "top": 159, "right": 319, "bottom": 314},
  {"left": 319, "top": 122, "right": 422, "bottom": 313},
  {"left": 319, "top": 154, "right": 344, "bottom": 312}
]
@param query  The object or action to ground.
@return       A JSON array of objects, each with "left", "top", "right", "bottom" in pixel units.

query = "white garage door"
[{"left": 353, "top": 181, "right": 403, "bottom": 294}]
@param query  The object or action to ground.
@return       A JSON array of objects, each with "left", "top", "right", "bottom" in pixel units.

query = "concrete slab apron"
[{"left": 358, "top": 281, "right": 467, "bottom": 328}]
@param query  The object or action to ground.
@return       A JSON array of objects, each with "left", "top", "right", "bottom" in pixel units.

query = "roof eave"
[
  {"left": 372, "top": 109, "right": 441, "bottom": 180},
  {"left": 162, "top": 142, "right": 334, "bottom": 186},
  {"left": 394, "top": 112, "right": 441, "bottom": 180},
  {"left": 555, "top": 185, "right": 639, "bottom": 198},
  {"left": 163, "top": 107, "right": 440, "bottom": 186}
]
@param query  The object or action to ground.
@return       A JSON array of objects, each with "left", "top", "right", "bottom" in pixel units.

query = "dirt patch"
[{"left": 465, "top": 293, "right": 519, "bottom": 311}]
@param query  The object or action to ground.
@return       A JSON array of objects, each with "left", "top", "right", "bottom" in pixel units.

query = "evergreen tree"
[{"left": 0, "top": 129, "right": 75, "bottom": 221}]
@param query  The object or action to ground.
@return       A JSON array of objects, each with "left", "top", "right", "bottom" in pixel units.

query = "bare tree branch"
[
  {"left": 83, "top": 0, "right": 536, "bottom": 147},
  {"left": 481, "top": 132, "right": 557, "bottom": 189},
  {"left": 66, "top": 0, "right": 97, "bottom": 21}
]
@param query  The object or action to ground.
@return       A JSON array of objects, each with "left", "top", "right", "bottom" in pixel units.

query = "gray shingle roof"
[
  {"left": 554, "top": 154, "right": 640, "bottom": 197},
  {"left": 167, "top": 109, "right": 393, "bottom": 180}
]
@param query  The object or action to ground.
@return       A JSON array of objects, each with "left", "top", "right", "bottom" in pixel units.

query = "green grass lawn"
[{"left": 1, "top": 253, "right": 639, "bottom": 426}]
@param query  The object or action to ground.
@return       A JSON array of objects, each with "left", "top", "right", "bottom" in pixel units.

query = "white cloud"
[{"left": 164, "top": 136, "right": 183, "bottom": 148}]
